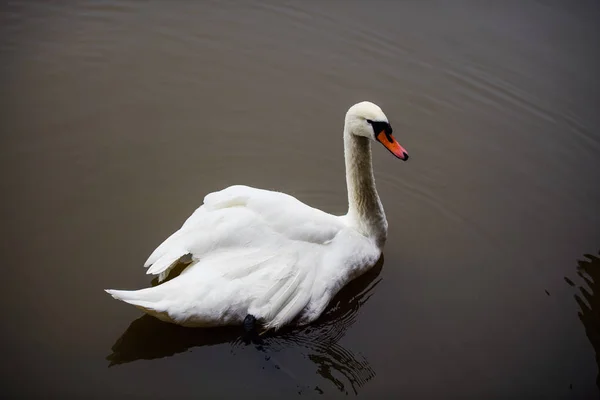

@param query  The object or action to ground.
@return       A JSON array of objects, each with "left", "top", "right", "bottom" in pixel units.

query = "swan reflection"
[{"left": 107, "top": 258, "right": 383, "bottom": 394}]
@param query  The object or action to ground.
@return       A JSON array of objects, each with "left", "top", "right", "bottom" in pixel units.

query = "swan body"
[{"left": 106, "top": 101, "right": 409, "bottom": 331}]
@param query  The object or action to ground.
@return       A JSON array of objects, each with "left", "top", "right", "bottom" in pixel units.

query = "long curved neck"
[{"left": 344, "top": 128, "right": 387, "bottom": 247}]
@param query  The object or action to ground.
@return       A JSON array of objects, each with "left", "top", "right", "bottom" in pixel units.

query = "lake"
[{"left": 1, "top": 0, "right": 599, "bottom": 398}]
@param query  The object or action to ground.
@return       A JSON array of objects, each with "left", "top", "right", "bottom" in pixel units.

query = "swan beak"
[{"left": 376, "top": 131, "right": 409, "bottom": 161}]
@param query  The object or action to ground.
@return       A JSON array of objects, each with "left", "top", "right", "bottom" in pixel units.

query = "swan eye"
[{"left": 368, "top": 120, "right": 393, "bottom": 136}]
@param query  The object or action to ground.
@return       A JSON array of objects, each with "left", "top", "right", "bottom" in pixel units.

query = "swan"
[{"left": 105, "top": 101, "right": 409, "bottom": 332}]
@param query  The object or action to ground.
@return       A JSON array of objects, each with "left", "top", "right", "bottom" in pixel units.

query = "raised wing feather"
[
  {"left": 143, "top": 185, "right": 344, "bottom": 281},
  {"left": 108, "top": 238, "right": 323, "bottom": 329}
]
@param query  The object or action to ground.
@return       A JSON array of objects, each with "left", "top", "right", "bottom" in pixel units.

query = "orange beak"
[{"left": 376, "top": 130, "right": 409, "bottom": 161}]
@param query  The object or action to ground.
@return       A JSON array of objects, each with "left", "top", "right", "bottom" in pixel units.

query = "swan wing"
[
  {"left": 108, "top": 235, "right": 323, "bottom": 329},
  {"left": 143, "top": 185, "right": 345, "bottom": 280}
]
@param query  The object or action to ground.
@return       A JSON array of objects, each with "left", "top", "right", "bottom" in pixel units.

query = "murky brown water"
[{"left": 1, "top": 0, "right": 600, "bottom": 398}]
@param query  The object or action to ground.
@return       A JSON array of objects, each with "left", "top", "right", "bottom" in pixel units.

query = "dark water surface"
[{"left": 1, "top": 1, "right": 599, "bottom": 398}]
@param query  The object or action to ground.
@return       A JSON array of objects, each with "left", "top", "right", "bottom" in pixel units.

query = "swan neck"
[{"left": 344, "top": 129, "right": 387, "bottom": 246}]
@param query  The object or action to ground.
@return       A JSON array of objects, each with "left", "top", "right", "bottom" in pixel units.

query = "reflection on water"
[
  {"left": 567, "top": 250, "right": 600, "bottom": 391},
  {"left": 108, "top": 258, "right": 383, "bottom": 394}
]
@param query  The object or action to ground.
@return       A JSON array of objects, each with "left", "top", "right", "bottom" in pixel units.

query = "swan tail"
[{"left": 105, "top": 288, "right": 174, "bottom": 323}]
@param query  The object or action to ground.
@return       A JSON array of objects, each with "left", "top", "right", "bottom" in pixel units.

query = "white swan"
[{"left": 106, "top": 101, "right": 409, "bottom": 331}]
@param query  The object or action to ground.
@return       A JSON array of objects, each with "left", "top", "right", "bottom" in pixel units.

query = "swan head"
[{"left": 345, "top": 101, "right": 409, "bottom": 161}]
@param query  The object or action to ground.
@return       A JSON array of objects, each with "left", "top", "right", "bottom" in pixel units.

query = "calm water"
[{"left": 1, "top": 1, "right": 599, "bottom": 398}]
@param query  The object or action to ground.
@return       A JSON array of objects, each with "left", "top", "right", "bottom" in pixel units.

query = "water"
[{"left": 1, "top": 1, "right": 599, "bottom": 398}]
